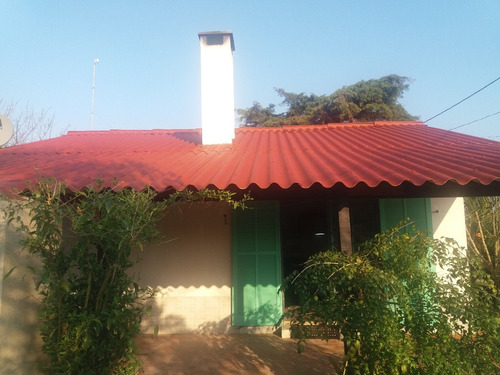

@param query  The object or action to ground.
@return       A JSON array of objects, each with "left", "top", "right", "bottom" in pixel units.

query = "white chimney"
[{"left": 198, "top": 31, "right": 235, "bottom": 145}]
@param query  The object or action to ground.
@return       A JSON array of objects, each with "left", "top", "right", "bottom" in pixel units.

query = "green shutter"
[
  {"left": 379, "top": 199, "right": 405, "bottom": 232},
  {"left": 379, "top": 198, "right": 433, "bottom": 235},
  {"left": 232, "top": 201, "right": 282, "bottom": 326}
]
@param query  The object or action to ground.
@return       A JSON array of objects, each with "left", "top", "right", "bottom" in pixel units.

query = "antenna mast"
[{"left": 90, "top": 58, "right": 99, "bottom": 130}]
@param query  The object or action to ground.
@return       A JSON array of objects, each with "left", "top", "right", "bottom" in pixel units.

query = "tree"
[
  {"left": 465, "top": 196, "right": 500, "bottom": 291},
  {"left": 4, "top": 179, "right": 249, "bottom": 374},
  {"left": 282, "top": 223, "right": 500, "bottom": 374},
  {"left": 0, "top": 99, "right": 66, "bottom": 147},
  {"left": 238, "top": 75, "right": 417, "bottom": 127},
  {"left": 236, "top": 101, "right": 281, "bottom": 127}
]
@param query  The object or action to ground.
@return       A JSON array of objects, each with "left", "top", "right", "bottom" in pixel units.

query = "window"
[{"left": 280, "top": 198, "right": 380, "bottom": 306}]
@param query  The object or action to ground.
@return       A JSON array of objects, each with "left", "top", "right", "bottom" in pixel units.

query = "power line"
[
  {"left": 449, "top": 110, "right": 500, "bottom": 131},
  {"left": 424, "top": 75, "right": 500, "bottom": 123}
]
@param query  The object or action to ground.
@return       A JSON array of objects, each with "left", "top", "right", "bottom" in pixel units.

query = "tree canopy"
[{"left": 238, "top": 75, "right": 418, "bottom": 127}]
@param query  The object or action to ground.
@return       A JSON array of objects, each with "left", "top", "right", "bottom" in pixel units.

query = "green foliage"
[
  {"left": 282, "top": 223, "right": 500, "bottom": 374},
  {"left": 465, "top": 196, "right": 500, "bottom": 291},
  {"left": 238, "top": 75, "right": 417, "bottom": 127},
  {"left": 236, "top": 101, "right": 280, "bottom": 127},
  {"left": 4, "top": 178, "right": 249, "bottom": 374}
]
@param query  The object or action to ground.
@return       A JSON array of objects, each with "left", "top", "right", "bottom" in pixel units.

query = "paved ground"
[{"left": 136, "top": 334, "right": 344, "bottom": 375}]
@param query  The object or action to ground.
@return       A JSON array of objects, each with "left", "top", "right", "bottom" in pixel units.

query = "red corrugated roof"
[{"left": 1, "top": 121, "right": 499, "bottom": 193}]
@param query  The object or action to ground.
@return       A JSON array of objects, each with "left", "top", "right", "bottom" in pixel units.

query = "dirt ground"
[{"left": 136, "top": 334, "right": 344, "bottom": 375}]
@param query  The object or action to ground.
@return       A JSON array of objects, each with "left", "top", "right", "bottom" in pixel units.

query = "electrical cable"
[
  {"left": 449, "top": 110, "right": 500, "bottom": 131},
  {"left": 424, "top": 75, "right": 500, "bottom": 123}
]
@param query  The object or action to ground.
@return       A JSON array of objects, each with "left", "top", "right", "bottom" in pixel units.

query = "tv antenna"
[
  {"left": 90, "top": 58, "right": 99, "bottom": 130},
  {"left": 0, "top": 114, "right": 14, "bottom": 147}
]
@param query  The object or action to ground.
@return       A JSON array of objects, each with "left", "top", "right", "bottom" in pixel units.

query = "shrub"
[
  {"left": 282, "top": 223, "right": 500, "bottom": 374},
  {"left": 5, "top": 179, "right": 248, "bottom": 374}
]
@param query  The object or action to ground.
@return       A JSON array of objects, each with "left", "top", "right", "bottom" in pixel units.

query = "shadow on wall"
[
  {"left": 142, "top": 313, "right": 282, "bottom": 336},
  {"left": 132, "top": 201, "right": 235, "bottom": 335},
  {"left": 196, "top": 315, "right": 232, "bottom": 334},
  {"left": 141, "top": 313, "right": 189, "bottom": 335},
  {"left": 233, "top": 300, "right": 282, "bottom": 327},
  {"left": 0, "top": 208, "right": 44, "bottom": 375},
  {"left": 141, "top": 310, "right": 234, "bottom": 335},
  {"left": 133, "top": 202, "right": 233, "bottom": 289},
  {"left": 139, "top": 291, "right": 283, "bottom": 335}
]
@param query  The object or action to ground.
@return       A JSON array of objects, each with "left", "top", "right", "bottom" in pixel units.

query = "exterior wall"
[
  {"left": 0, "top": 202, "right": 43, "bottom": 375},
  {"left": 431, "top": 197, "right": 467, "bottom": 246},
  {"left": 0, "top": 196, "right": 472, "bottom": 363},
  {"left": 0, "top": 200, "right": 236, "bottom": 372},
  {"left": 430, "top": 197, "right": 467, "bottom": 278},
  {"left": 132, "top": 202, "right": 234, "bottom": 334}
]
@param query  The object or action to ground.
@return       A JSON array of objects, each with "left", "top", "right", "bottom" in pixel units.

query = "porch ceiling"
[{"left": 1, "top": 121, "right": 499, "bottom": 194}]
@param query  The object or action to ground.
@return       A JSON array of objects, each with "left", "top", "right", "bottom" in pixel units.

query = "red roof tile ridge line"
[
  {"left": 236, "top": 124, "right": 335, "bottom": 133},
  {"left": 326, "top": 121, "right": 424, "bottom": 128},
  {"left": 237, "top": 121, "right": 425, "bottom": 133},
  {"left": 237, "top": 124, "right": 338, "bottom": 132},
  {"left": 372, "top": 121, "right": 424, "bottom": 126},
  {"left": 66, "top": 129, "right": 189, "bottom": 136}
]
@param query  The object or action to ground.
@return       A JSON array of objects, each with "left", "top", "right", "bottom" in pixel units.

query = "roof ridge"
[
  {"left": 70, "top": 128, "right": 243, "bottom": 136},
  {"left": 372, "top": 121, "right": 424, "bottom": 126},
  {"left": 326, "top": 121, "right": 424, "bottom": 128},
  {"left": 237, "top": 121, "right": 425, "bottom": 133}
]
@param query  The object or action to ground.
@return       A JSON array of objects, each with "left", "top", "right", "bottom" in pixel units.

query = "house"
[{"left": 1, "top": 31, "right": 500, "bottom": 372}]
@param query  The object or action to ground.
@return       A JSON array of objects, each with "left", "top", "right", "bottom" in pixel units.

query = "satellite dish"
[{"left": 0, "top": 114, "right": 14, "bottom": 147}]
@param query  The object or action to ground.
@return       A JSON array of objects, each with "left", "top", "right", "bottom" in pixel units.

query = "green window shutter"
[
  {"left": 379, "top": 198, "right": 405, "bottom": 232},
  {"left": 379, "top": 198, "right": 433, "bottom": 235},
  {"left": 232, "top": 201, "right": 282, "bottom": 326},
  {"left": 380, "top": 198, "right": 435, "bottom": 308}
]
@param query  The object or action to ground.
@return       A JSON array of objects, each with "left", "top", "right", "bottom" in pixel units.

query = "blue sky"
[{"left": 2, "top": 0, "right": 499, "bottom": 140}]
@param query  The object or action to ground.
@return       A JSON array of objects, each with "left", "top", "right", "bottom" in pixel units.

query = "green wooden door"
[
  {"left": 232, "top": 201, "right": 282, "bottom": 326},
  {"left": 379, "top": 198, "right": 433, "bottom": 235}
]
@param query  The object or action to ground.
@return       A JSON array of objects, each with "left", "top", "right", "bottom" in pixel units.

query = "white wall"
[
  {"left": 132, "top": 202, "right": 234, "bottom": 334},
  {"left": 431, "top": 197, "right": 467, "bottom": 247},
  {"left": 430, "top": 197, "right": 467, "bottom": 279}
]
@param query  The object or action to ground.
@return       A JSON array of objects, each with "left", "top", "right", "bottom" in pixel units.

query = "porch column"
[{"left": 338, "top": 202, "right": 352, "bottom": 255}]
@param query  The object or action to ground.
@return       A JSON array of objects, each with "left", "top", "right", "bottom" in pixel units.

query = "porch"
[{"left": 136, "top": 334, "right": 344, "bottom": 375}]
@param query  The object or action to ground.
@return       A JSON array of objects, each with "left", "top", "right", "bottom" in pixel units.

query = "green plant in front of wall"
[
  {"left": 281, "top": 222, "right": 500, "bottom": 375},
  {"left": 4, "top": 178, "right": 249, "bottom": 375},
  {"left": 465, "top": 196, "right": 500, "bottom": 294}
]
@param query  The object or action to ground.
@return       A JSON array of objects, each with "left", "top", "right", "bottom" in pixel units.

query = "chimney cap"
[{"left": 198, "top": 31, "right": 235, "bottom": 51}]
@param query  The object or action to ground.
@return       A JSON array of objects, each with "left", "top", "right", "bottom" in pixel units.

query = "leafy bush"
[
  {"left": 5, "top": 179, "right": 248, "bottom": 374},
  {"left": 465, "top": 196, "right": 500, "bottom": 291},
  {"left": 282, "top": 223, "right": 500, "bottom": 374}
]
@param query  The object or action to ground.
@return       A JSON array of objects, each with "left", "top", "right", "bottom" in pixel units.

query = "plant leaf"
[{"left": 3, "top": 266, "right": 16, "bottom": 280}]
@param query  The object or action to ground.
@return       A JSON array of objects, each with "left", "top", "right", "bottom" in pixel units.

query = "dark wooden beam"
[{"left": 338, "top": 202, "right": 352, "bottom": 255}]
